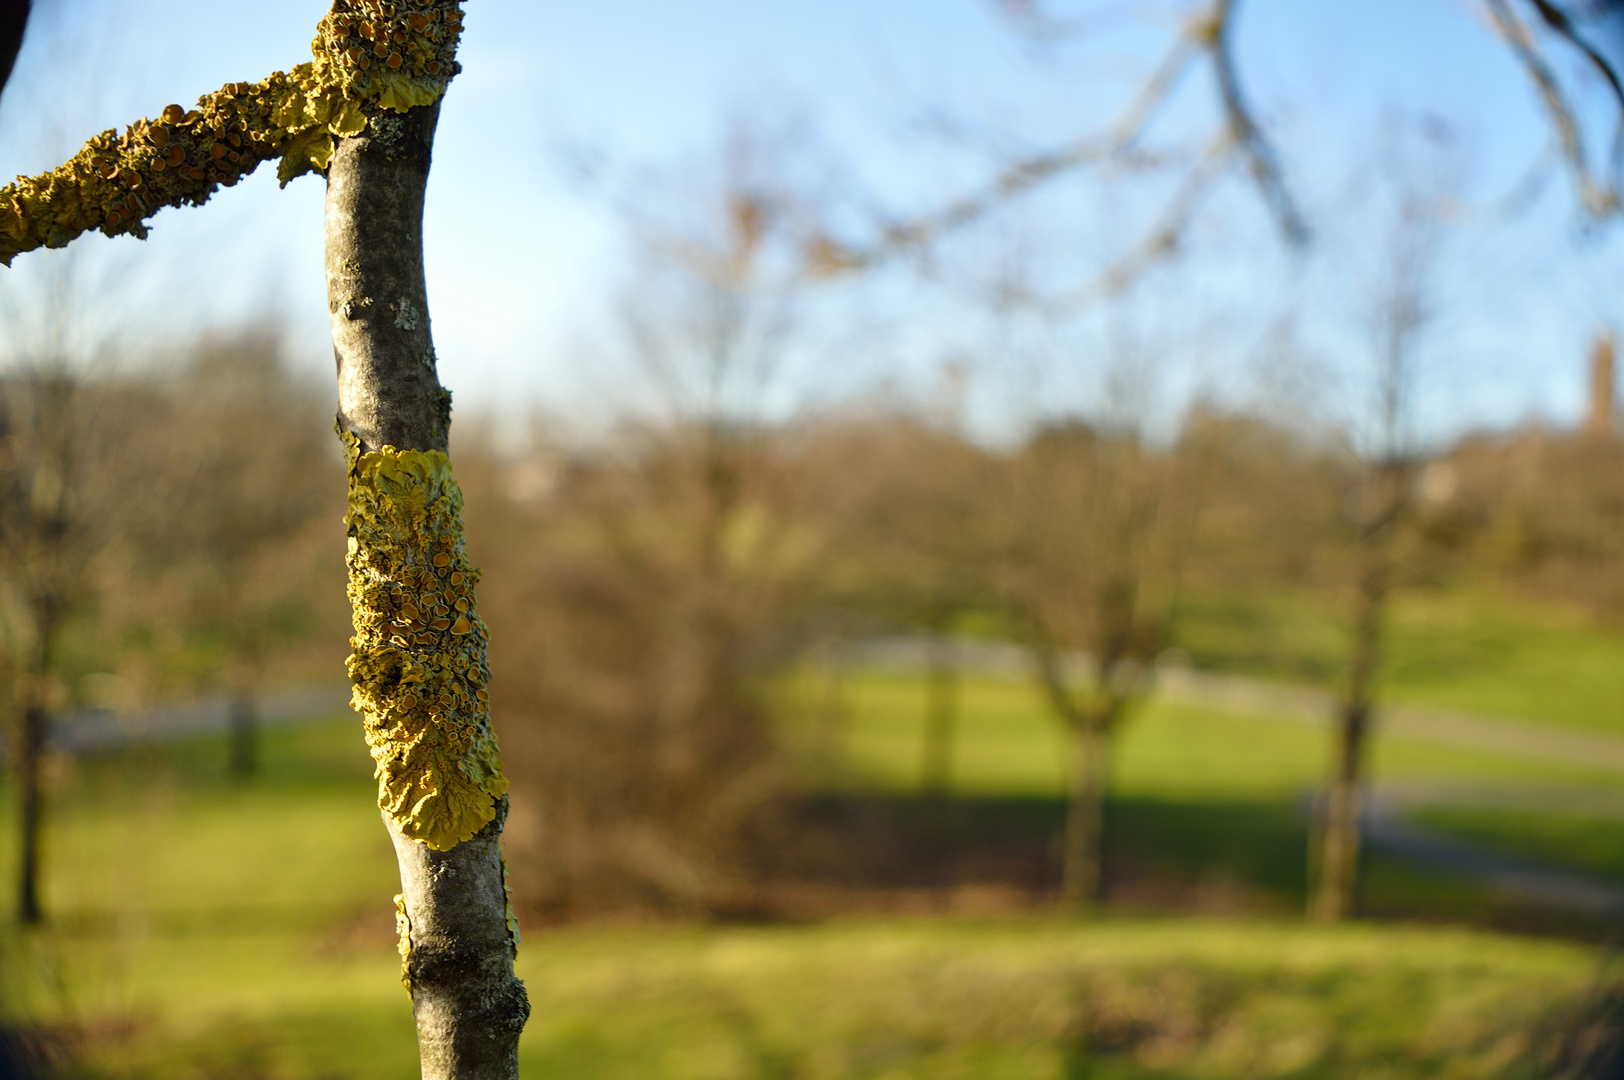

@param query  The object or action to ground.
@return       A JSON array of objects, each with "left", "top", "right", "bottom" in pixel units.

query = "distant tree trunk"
[
  {"left": 15, "top": 602, "right": 57, "bottom": 926},
  {"left": 1310, "top": 539, "right": 1384, "bottom": 922},
  {"left": 1311, "top": 458, "right": 1401, "bottom": 923},
  {"left": 1060, "top": 713, "right": 1111, "bottom": 912},
  {"left": 919, "top": 632, "right": 959, "bottom": 796},
  {"left": 227, "top": 693, "right": 258, "bottom": 781},
  {"left": 1035, "top": 644, "right": 1122, "bottom": 914},
  {"left": 326, "top": 101, "right": 528, "bottom": 1078},
  {"left": 15, "top": 702, "right": 45, "bottom": 925}
]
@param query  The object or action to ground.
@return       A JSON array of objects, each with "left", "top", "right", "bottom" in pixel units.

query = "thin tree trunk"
[
  {"left": 326, "top": 101, "right": 528, "bottom": 1078},
  {"left": 16, "top": 602, "right": 57, "bottom": 926},
  {"left": 1311, "top": 524, "right": 1386, "bottom": 923},
  {"left": 1311, "top": 700, "right": 1368, "bottom": 923},
  {"left": 1060, "top": 716, "right": 1109, "bottom": 912},
  {"left": 15, "top": 700, "right": 45, "bottom": 925},
  {"left": 919, "top": 633, "right": 959, "bottom": 796},
  {"left": 227, "top": 693, "right": 258, "bottom": 781}
]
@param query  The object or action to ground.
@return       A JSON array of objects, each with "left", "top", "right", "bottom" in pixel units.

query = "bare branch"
[
  {"left": 1209, "top": 0, "right": 1310, "bottom": 245},
  {"left": 1526, "top": 0, "right": 1624, "bottom": 112},
  {"left": 0, "top": 3, "right": 461, "bottom": 266},
  {"left": 1485, "top": 0, "right": 1619, "bottom": 218},
  {"left": 806, "top": 28, "right": 1203, "bottom": 275},
  {"left": 1046, "top": 135, "right": 1237, "bottom": 312},
  {"left": 808, "top": 0, "right": 1312, "bottom": 300}
]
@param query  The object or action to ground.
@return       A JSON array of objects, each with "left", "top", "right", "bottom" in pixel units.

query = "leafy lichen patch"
[
  {"left": 342, "top": 430, "right": 507, "bottom": 852},
  {"left": 394, "top": 891, "right": 413, "bottom": 992},
  {"left": 0, "top": 0, "right": 465, "bottom": 265}
]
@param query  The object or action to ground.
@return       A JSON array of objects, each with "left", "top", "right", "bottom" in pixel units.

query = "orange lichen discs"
[
  {"left": 209, "top": 143, "right": 226, "bottom": 159},
  {"left": 374, "top": 40, "right": 389, "bottom": 56},
  {"left": 387, "top": 52, "right": 403, "bottom": 68},
  {"left": 161, "top": 103, "right": 186, "bottom": 124},
  {"left": 104, "top": 210, "right": 121, "bottom": 227},
  {"left": 148, "top": 125, "right": 170, "bottom": 147},
  {"left": 432, "top": 552, "right": 450, "bottom": 567},
  {"left": 450, "top": 615, "right": 472, "bottom": 635},
  {"left": 166, "top": 146, "right": 186, "bottom": 167}
]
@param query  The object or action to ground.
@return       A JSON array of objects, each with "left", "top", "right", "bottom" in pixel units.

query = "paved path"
[
  {"left": 1364, "top": 784, "right": 1624, "bottom": 918},
  {"left": 856, "top": 636, "right": 1624, "bottom": 917},
  {"left": 41, "top": 684, "right": 352, "bottom": 755},
  {"left": 851, "top": 635, "right": 1624, "bottom": 774}
]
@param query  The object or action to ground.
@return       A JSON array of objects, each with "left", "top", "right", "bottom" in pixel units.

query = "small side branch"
[{"left": 0, "top": 0, "right": 463, "bottom": 265}]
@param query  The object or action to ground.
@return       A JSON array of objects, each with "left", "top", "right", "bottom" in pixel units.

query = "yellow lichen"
[
  {"left": 502, "top": 858, "right": 521, "bottom": 947},
  {"left": 394, "top": 892, "right": 413, "bottom": 992},
  {"left": 0, "top": 0, "right": 465, "bottom": 265},
  {"left": 342, "top": 430, "right": 508, "bottom": 851}
]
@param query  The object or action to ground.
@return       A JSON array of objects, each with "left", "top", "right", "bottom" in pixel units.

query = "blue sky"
[{"left": 0, "top": 0, "right": 1619, "bottom": 442}]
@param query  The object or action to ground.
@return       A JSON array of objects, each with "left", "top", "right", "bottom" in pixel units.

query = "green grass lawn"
[
  {"left": 2, "top": 637, "right": 1623, "bottom": 1077},
  {"left": 0, "top": 718, "right": 1612, "bottom": 1080},
  {"left": 1411, "top": 804, "right": 1624, "bottom": 883},
  {"left": 1175, "top": 586, "right": 1624, "bottom": 735},
  {"left": 793, "top": 669, "right": 1624, "bottom": 919},
  {"left": 819, "top": 671, "right": 1624, "bottom": 801}
]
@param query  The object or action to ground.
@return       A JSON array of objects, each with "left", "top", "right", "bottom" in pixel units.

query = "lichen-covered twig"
[
  {"left": 0, "top": 0, "right": 464, "bottom": 265},
  {"left": 342, "top": 432, "right": 509, "bottom": 850},
  {"left": 0, "top": 3, "right": 530, "bottom": 1074}
]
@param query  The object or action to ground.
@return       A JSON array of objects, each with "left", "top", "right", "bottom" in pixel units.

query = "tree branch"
[
  {"left": 1485, "top": 0, "right": 1619, "bottom": 218},
  {"left": 0, "top": 0, "right": 460, "bottom": 265},
  {"left": 1209, "top": 0, "right": 1309, "bottom": 245}
]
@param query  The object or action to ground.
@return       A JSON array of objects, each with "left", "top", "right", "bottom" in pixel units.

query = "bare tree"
[
  {"left": 0, "top": 3, "right": 528, "bottom": 1073},
  {"left": 0, "top": 368, "right": 105, "bottom": 924},
  {"left": 1002, "top": 413, "right": 1199, "bottom": 911},
  {"left": 1310, "top": 165, "right": 1445, "bottom": 923},
  {"left": 486, "top": 120, "right": 832, "bottom": 917}
]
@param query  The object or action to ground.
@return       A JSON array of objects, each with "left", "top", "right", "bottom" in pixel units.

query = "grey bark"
[
  {"left": 386, "top": 801, "right": 529, "bottom": 1079},
  {"left": 328, "top": 104, "right": 451, "bottom": 458},
  {"left": 325, "top": 102, "right": 528, "bottom": 1078}
]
